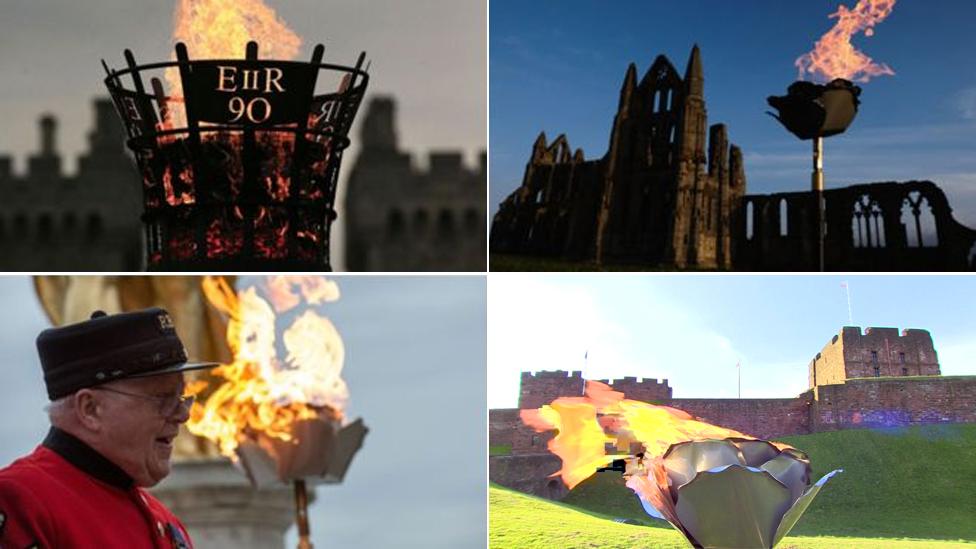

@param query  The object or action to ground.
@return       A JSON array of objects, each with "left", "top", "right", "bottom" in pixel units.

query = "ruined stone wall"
[
  {"left": 669, "top": 395, "right": 813, "bottom": 439},
  {"left": 811, "top": 376, "right": 976, "bottom": 431},
  {"left": 734, "top": 181, "right": 976, "bottom": 271}
]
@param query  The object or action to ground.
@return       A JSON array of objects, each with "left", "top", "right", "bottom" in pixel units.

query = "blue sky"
[
  {"left": 490, "top": 0, "right": 976, "bottom": 228},
  {"left": 488, "top": 274, "right": 976, "bottom": 408},
  {"left": 0, "top": 275, "right": 486, "bottom": 549}
]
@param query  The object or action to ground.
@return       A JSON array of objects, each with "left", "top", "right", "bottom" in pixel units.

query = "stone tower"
[
  {"left": 808, "top": 326, "right": 941, "bottom": 388},
  {"left": 344, "top": 96, "right": 486, "bottom": 271}
]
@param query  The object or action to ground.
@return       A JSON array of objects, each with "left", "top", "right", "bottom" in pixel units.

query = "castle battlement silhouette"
[{"left": 490, "top": 46, "right": 976, "bottom": 271}]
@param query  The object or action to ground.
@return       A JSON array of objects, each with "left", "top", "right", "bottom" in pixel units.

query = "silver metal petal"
[
  {"left": 728, "top": 438, "right": 781, "bottom": 467},
  {"left": 663, "top": 439, "right": 744, "bottom": 490},
  {"left": 675, "top": 464, "right": 792, "bottom": 549},
  {"left": 760, "top": 453, "right": 811, "bottom": 502},
  {"left": 772, "top": 469, "right": 843, "bottom": 547}
]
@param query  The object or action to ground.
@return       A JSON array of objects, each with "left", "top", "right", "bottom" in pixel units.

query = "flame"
[
  {"left": 795, "top": 0, "right": 896, "bottom": 83},
  {"left": 522, "top": 380, "right": 790, "bottom": 490},
  {"left": 162, "top": 0, "right": 303, "bottom": 132},
  {"left": 186, "top": 276, "right": 347, "bottom": 457}
]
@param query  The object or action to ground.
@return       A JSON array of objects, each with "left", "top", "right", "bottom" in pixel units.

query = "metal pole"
[
  {"left": 812, "top": 137, "right": 825, "bottom": 272},
  {"left": 295, "top": 480, "right": 313, "bottom": 549}
]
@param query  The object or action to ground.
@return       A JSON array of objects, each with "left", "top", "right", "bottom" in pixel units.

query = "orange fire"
[
  {"left": 522, "top": 380, "right": 789, "bottom": 489},
  {"left": 161, "top": 0, "right": 303, "bottom": 133},
  {"left": 795, "top": 0, "right": 896, "bottom": 83},
  {"left": 186, "top": 276, "right": 348, "bottom": 457}
]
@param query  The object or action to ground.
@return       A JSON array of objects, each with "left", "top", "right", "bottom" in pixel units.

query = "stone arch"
[
  {"left": 852, "top": 194, "right": 885, "bottom": 248},
  {"left": 901, "top": 191, "right": 938, "bottom": 247},
  {"left": 545, "top": 479, "right": 562, "bottom": 499},
  {"left": 387, "top": 209, "right": 405, "bottom": 239}
]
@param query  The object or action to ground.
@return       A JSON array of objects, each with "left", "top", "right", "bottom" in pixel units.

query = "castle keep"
[
  {"left": 490, "top": 46, "right": 745, "bottom": 269},
  {"left": 489, "top": 326, "right": 976, "bottom": 498},
  {"left": 344, "top": 97, "right": 487, "bottom": 272}
]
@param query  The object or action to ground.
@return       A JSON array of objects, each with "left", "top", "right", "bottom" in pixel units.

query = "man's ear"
[{"left": 73, "top": 389, "right": 104, "bottom": 432}]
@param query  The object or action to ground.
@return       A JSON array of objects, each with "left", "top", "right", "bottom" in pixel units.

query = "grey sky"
[
  {"left": 0, "top": 0, "right": 487, "bottom": 269},
  {"left": 0, "top": 275, "right": 487, "bottom": 548}
]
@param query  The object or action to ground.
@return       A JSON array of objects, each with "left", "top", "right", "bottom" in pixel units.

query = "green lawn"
[
  {"left": 490, "top": 485, "right": 974, "bottom": 548},
  {"left": 491, "top": 424, "right": 976, "bottom": 548}
]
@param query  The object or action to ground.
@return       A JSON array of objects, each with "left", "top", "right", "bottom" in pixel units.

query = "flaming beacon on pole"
[
  {"left": 102, "top": 39, "right": 369, "bottom": 271},
  {"left": 185, "top": 276, "right": 367, "bottom": 549},
  {"left": 766, "top": 0, "right": 896, "bottom": 272}
]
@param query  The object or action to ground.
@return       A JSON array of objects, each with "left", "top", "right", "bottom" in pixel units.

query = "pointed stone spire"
[
  {"left": 618, "top": 63, "right": 637, "bottom": 111},
  {"left": 684, "top": 44, "right": 703, "bottom": 97},
  {"left": 532, "top": 131, "right": 548, "bottom": 158}
]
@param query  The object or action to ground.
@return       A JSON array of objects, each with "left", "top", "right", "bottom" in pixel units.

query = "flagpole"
[
  {"left": 844, "top": 281, "right": 853, "bottom": 325},
  {"left": 737, "top": 360, "right": 741, "bottom": 399}
]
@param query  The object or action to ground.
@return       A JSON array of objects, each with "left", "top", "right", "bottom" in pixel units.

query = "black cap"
[{"left": 36, "top": 307, "right": 219, "bottom": 400}]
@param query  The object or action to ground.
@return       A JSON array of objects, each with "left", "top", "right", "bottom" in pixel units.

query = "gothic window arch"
[
  {"left": 852, "top": 194, "right": 885, "bottom": 248},
  {"left": 779, "top": 199, "right": 789, "bottom": 236},
  {"left": 901, "top": 191, "right": 938, "bottom": 247},
  {"left": 745, "top": 201, "right": 755, "bottom": 241}
]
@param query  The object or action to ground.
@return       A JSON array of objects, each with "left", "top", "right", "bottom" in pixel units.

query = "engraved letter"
[
  {"left": 242, "top": 69, "right": 260, "bottom": 91},
  {"left": 265, "top": 68, "right": 285, "bottom": 93},
  {"left": 217, "top": 66, "right": 238, "bottom": 92}
]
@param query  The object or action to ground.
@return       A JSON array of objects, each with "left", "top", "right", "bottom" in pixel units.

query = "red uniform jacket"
[{"left": 0, "top": 427, "right": 193, "bottom": 549}]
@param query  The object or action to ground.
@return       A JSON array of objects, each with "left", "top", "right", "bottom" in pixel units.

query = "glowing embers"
[
  {"left": 522, "top": 381, "right": 841, "bottom": 549},
  {"left": 103, "top": 39, "right": 369, "bottom": 270}
]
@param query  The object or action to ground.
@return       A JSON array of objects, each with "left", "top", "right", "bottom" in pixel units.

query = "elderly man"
[{"left": 0, "top": 308, "right": 217, "bottom": 548}]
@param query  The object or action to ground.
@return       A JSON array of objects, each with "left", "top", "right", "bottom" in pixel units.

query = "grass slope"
[
  {"left": 492, "top": 424, "right": 976, "bottom": 548},
  {"left": 490, "top": 484, "right": 974, "bottom": 548}
]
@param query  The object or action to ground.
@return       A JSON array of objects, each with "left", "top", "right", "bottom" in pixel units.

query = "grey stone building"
[
  {"left": 0, "top": 99, "right": 142, "bottom": 271},
  {"left": 344, "top": 97, "right": 486, "bottom": 271}
]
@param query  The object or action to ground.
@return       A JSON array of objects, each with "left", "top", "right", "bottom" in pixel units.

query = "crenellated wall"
[{"left": 490, "top": 328, "right": 976, "bottom": 501}]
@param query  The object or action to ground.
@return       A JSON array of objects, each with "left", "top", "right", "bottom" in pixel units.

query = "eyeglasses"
[{"left": 92, "top": 387, "right": 195, "bottom": 417}]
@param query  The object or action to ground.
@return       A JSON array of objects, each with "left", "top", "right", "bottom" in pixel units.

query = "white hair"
[{"left": 46, "top": 396, "right": 75, "bottom": 426}]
